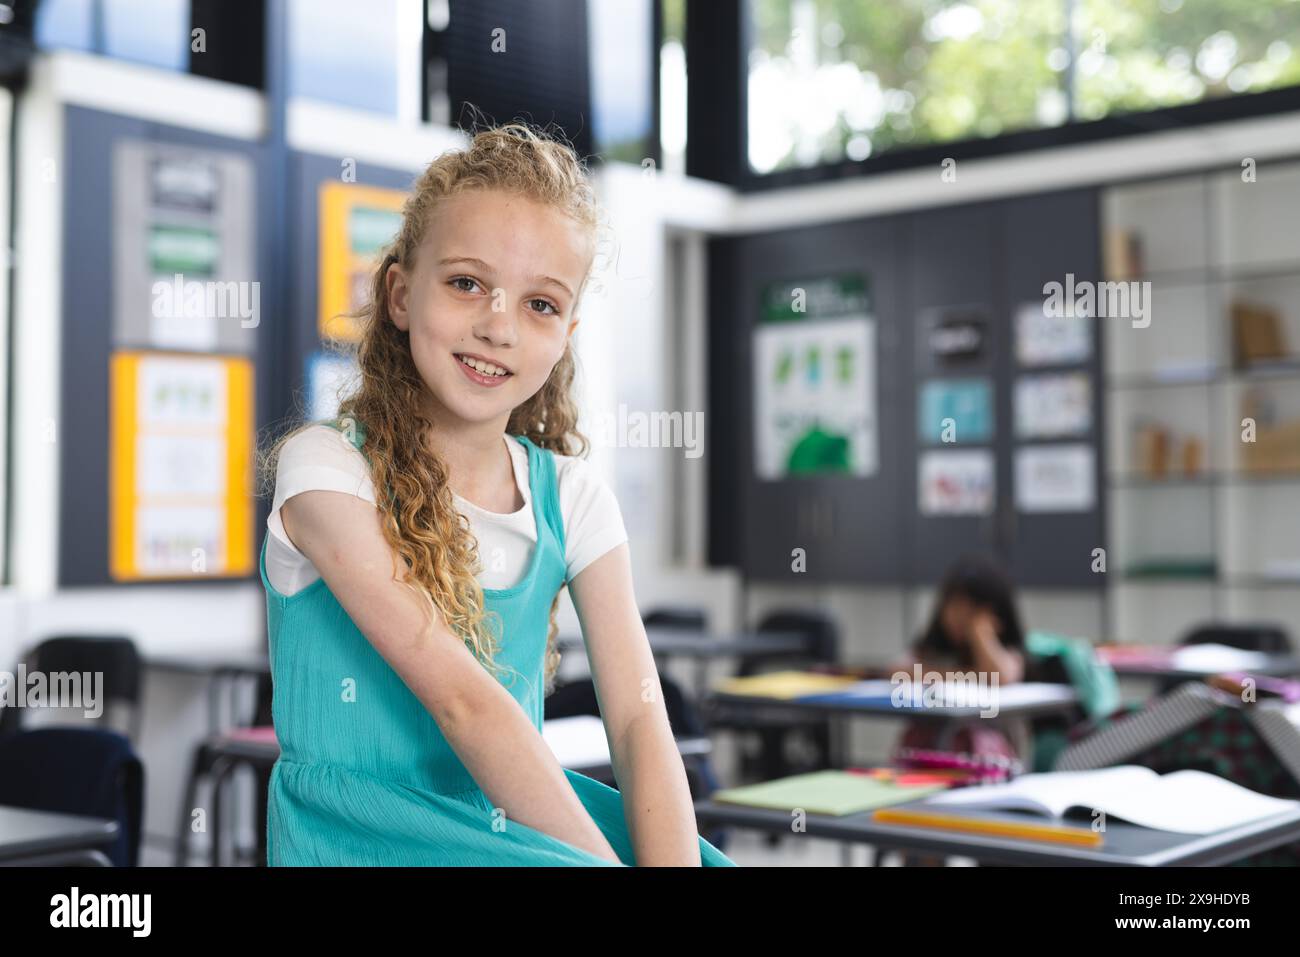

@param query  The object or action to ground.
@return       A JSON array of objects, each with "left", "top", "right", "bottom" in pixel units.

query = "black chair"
[
  {"left": 1181, "top": 622, "right": 1292, "bottom": 653},
  {"left": 544, "top": 674, "right": 729, "bottom": 851},
  {"left": 0, "top": 728, "right": 143, "bottom": 866},
  {"left": 641, "top": 607, "right": 708, "bottom": 631},
  {"left": 1156, "top": 622, "right": 1294, "bottom": 696},
  {"left": 175, "top": 669, "right": 277, "bottom": 866},
  {"left": 703, "top": 609, "right": 841, "bottom": 783},
  {"left": 0, "top": 636, "right": 143, "bottom": 742}
]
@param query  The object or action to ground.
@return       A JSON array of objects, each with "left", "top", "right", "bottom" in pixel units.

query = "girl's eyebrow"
[{"left": 438, "top": 255, "right": 573, "bottom": 297}]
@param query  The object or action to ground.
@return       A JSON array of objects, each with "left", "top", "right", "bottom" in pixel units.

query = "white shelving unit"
[{"left": 1102, "top": 161, "right": 1300, "bottom": 644}]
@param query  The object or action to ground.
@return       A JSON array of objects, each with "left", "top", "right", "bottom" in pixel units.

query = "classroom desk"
[
  {"left": 703, "top": 684, "right": 1081, "bottom": 766},
  {"left": 1106, "top": 655, "right": 1300, "bottom": 682},
  {"left": 558, "top": 628, "right": 809, "bottom": 699},
  {"left": 691, "top": 796, "right": 1300, "bottom": 866},
  {"left": 0, "top": 804, "right": 119, "bottom": 866}
]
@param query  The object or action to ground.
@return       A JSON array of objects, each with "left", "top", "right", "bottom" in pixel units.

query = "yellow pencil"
[{"left": 873, "top": 807, "right": 1105, "bottom": 847}]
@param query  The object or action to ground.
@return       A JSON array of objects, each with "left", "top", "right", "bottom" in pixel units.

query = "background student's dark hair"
[{"left": 915, "top": 554, "right": 1026, "bottom": 663}]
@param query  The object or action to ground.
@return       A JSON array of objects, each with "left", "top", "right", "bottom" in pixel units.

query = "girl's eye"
[
  {"left": 450, "top": 276, "right": 481, "bottom": 294},
  {"left": 529, "top": 298, "right": 559, "bottom": 316}
]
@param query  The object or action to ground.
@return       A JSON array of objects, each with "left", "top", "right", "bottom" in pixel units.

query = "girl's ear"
[{"left": 386, "top": 260, "right": 410, "bottom": 332}]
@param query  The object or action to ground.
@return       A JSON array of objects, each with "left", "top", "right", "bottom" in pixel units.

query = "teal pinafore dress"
[{"left": 259, "top": 420, "right": 736, "bottom": 866}]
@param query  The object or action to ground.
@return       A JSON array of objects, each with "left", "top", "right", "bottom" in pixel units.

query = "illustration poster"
[
  {"left": 109, "top": 351, "right": 254, "bottom": 579},
  {"left": 753, "top": 275, "right": 877, "bottom": 479},
  {"left": 318, "top": 181, "right": 407, "bottom": 342},
  {"left": 1015, "top": 445, "right": 1096, "bottom": 513},
  {"left": 1015, "top": 299, "right": 1091, "bottom": 366},
  {"left": 917, "top": 379, "right": 994, "bottom": 444},
  {"left": 1014, "top": 372, "right": 1092, "bottom": 439},
  {"left": 307, "top": 351, "right": 359, "bottom": 422},
  {"left": 919, "top": 449, "right": 995, "bottom": 515},
  {"left": 112, "top": 140, "right": 257, "bottom": 353}
]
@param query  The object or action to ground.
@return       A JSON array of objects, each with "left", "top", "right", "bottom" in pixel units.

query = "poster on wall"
[
  {"left": 753, "top": 274, "right": 878, "bottom": 479},
  {"left": 109, "top": 351, "right": 254, "bottom": 580},
  {"left": 307, "top": 351, "right": 360, "bottom": 422},
  {"left": 1015, "top": 444, "right": 1096, "bottom": 513},
  {"left": 918, "top": 449, "right": 995, "bottom": 516},
  {"left": 318, "top": 181, "right": 407, "bottom": 342},
  {"left": 917, "top": 378, "right": 994, "bottom": 444},
  {"left": 112, "top": 140, "right": 257, "bottom": 353},
  {"left": 1015, "top": 300, "right": 1091, "bottom": 366},
  {"left": 1014, "top": 372, "right": 1092, "bottom": 438}
]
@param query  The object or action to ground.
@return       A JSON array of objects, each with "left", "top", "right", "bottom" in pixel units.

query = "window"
[
  {"left": 747, "top": 0, "right": 1300, "bottom": 177},
  {"left": 36, "top": 0, "right": 189, "bottom": 72},
  {"left": 588, "top": 0, "right": 656, "bottom": 165}
]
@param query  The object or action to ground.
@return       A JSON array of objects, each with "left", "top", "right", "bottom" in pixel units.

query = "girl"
[
  {"left": 890, "top": 555, "right": 1028, "bottom": 762},
  {"left": 258, "top": 123, "right": 735, "bottom": 866}
]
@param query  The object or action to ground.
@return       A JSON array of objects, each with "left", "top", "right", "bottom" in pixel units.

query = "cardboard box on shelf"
[
  {"left": 1133, "top": 422, "right": 1169, "bottom": 477},
  {"left": 1241, "top": 419, "right": 1300, "bottom": 474},
  {"left": 1104, "top": 228, "right": 1144, "bottom": 281},
  {"left": 1231, "top": 300, "right": 1288, "bottom": 367}
]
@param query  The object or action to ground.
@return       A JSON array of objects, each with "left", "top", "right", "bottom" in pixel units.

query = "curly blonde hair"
[{"left": 259, "top": 120, "right": 602, "bottom": 698}]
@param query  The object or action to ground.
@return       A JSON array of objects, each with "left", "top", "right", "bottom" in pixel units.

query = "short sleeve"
[
  {"left": 554, "top": 454, "right": 629, "bottom": 584},
  {"left": 268, "top": 424, "right": 377, "bottom": 557}
]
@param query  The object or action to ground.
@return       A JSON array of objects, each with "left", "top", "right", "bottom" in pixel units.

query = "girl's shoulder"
[
  {"left": 547, "top": 445, "right": 615, "bottom": 498},
  {"left": 273, "top": 422, "right": 374, "bottom": 507}
]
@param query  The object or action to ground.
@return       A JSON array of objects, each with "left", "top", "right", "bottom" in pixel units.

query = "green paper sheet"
[{"left": 712, "top": 771, "right": 949, "bottom": 817}]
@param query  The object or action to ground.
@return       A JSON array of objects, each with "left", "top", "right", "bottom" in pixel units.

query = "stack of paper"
[
  {"left": 712, "top": 770, "right": 949, "bottom": 817},
  {"left": 542, "top": 715, "right": 610, "bottom": 769},
  {"left": 713, "top": 670, "right": 860, "bottom": 699}
]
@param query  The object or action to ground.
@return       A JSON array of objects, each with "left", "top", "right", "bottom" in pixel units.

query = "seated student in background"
[{"left": 888, "top": 555, "right": 1028, "bottom": 762}]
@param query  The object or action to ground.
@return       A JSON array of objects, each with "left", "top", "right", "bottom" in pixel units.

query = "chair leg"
[
  {"left": 208, "top": 755, "right": 238, "bottom": 867},
  {"left": 175, "top": 747, "right": 211, "bottom": 866}
]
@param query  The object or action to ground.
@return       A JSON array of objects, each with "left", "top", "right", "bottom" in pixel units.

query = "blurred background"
[{"left": 0, "top": 0, "right": 1298, "bottom": 867}]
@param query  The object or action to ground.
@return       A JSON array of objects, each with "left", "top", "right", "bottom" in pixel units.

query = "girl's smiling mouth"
[{"left": 454, "top": 352, "right": 514, "bottom": 386}]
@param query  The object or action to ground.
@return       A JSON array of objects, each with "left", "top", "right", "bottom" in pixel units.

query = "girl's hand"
[{"left": 968, "top": 609, "right": 1001, "bottom": 648}]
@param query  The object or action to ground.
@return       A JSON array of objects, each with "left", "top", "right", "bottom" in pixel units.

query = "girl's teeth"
[{"left": 459, "top": 355, "right": 508, "bottom": 377}]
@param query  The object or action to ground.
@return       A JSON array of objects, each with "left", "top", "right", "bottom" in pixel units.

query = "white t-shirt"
[{"left": 265, "top": 425, "right": 629, "bottom": 597}]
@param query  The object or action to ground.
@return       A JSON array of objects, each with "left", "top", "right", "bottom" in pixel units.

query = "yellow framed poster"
[
  {"left": 318, "top": 181, "right": 407, "bottom": 342},
  {"left": 109, "top": 350, "right": 254, "bottom": 580}
]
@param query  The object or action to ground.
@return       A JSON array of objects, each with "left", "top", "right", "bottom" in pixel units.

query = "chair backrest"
[
  {"left": 1180, "top": 622, "right": 1293, "bottom": 654},
  {"left": 0, "top": 728, "right": 144, "bottom": 866},
  {"left": 544, "top": 675, "right": 706, "bottom": 738},
  {"left": 737, "top": 609, "right": 841, "bottom": 677},
  {"left": 641, "top": 607, "right": 708, "bottom": 632},
  {"left": 4, "top": 636, "right": 143, "bottom": 738}
]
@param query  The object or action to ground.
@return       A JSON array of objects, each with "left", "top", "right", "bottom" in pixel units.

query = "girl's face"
[{"left": 386, "top": 188, "right": 593, "bottom": 429}]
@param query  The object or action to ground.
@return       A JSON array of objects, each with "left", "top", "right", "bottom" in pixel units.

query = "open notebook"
[{"left": 923, "top": 765, "right": 1299, "bottom": 834}]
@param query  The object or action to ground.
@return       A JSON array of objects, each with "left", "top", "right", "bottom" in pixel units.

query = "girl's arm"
[
  {"left": 965, "top": 611, "right": 1025, "bottom": 684},
  {"left": 282, "top": 489, "right": 620, "bottom": 864},
  {"left": 568, "top": 543, "right": 703, "bottom": 866}
]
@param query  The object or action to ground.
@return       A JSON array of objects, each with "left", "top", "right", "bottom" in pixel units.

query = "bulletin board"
[
  {"left": 752, "top": 274, "right": 878, "bottom": 479},
  {"left": 317, "top": 181, "right": 406, "bottom": 342},
  {"left": 108, "top": 350, "right": 255, "bottom": 581},
  {"left": 59, "top": 107, "right": 272, "bottom": 587},
  {"left": 111, "top": 138, "right": 257, "bottom": 354}
]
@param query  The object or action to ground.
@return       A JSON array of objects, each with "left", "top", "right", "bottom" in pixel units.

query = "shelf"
[
  {"left": 1109, "top": 474, "right": 1214, "bottom": 487},
  {"left": 1107, "top": 370, "right": 1220, "bottom": 389},
  {"left": 1104, "top": 263, "right": 1300, "bottom": 286},
  {"left": 1219, "top": 577, "right": 1300, "bottom": 589},
  {"left": 1109, "top": 472, "right": 1300, "bottom": 486},
  {"left": 1107, "top": 365, "right": 1300, "bottom": 389}
]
